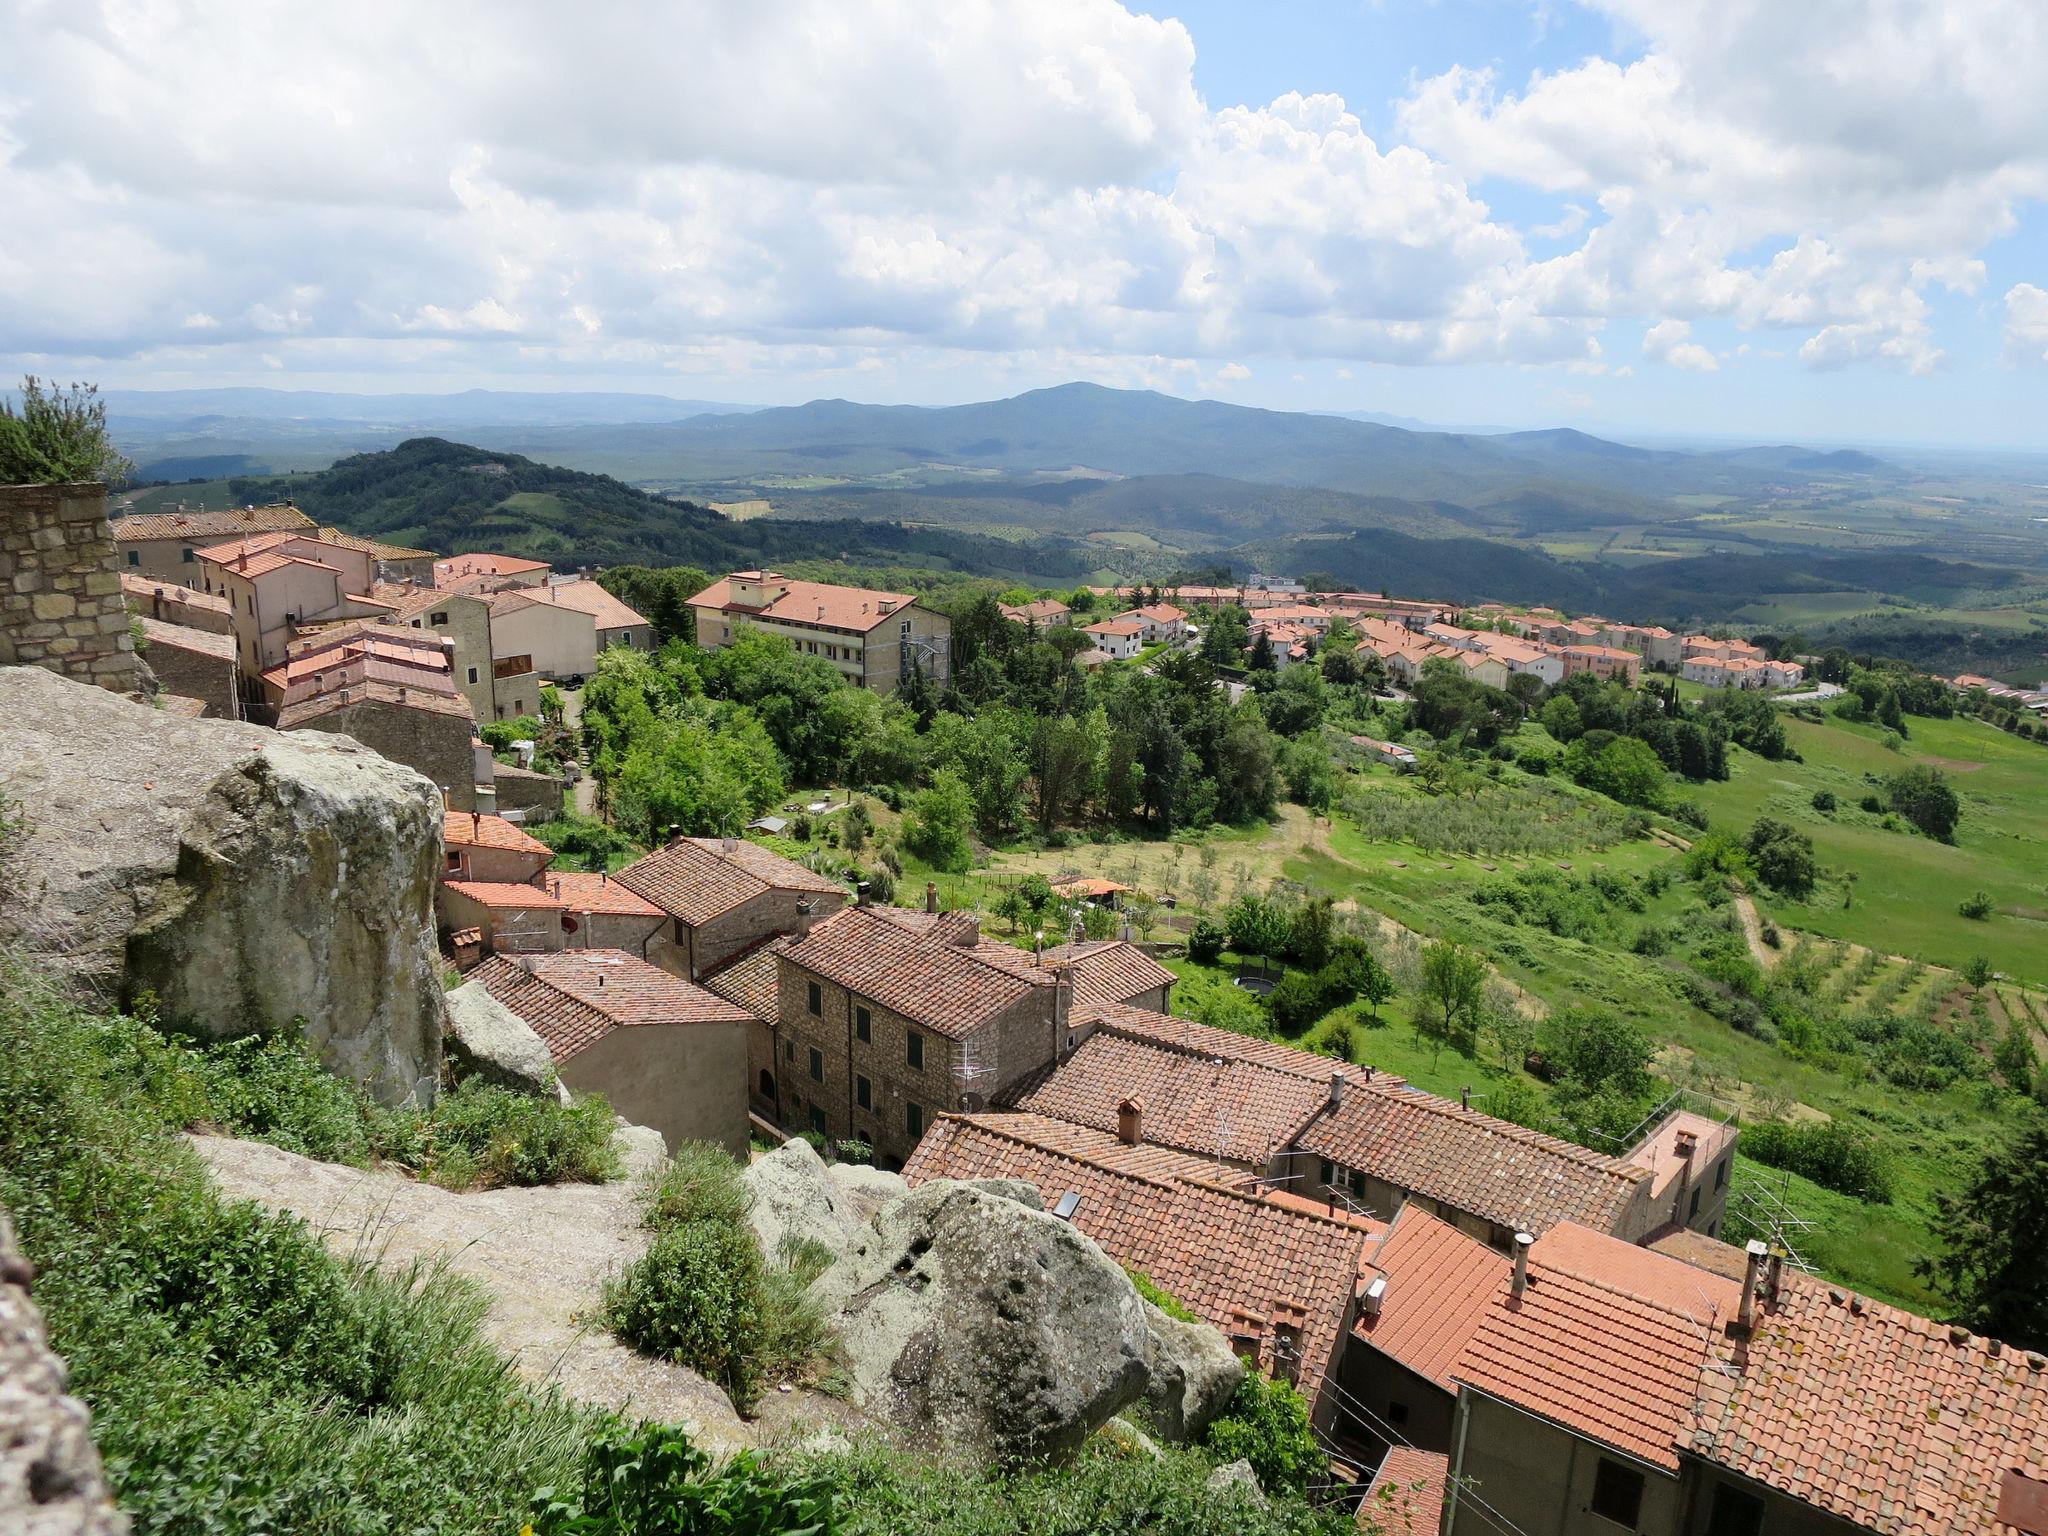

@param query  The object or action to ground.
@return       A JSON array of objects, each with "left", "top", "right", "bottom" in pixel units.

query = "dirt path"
[
  {"left": 190, "top": 1135, "right": 845, "bottom": 1450},
  {"left": 557, "top": 686, "right": 596, "bottom": 817},
  {"left": 1732, "top": 891, "right": 1782, "bottom": 970}
]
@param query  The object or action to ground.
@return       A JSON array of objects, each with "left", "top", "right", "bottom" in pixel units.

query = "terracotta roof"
[
  {"left": 697, "top": 937, "right": 789, "bottom": 1022},
  {"left": 521, "top": 578, "right": 650, "bottom": 633},
  {"left": 1363, "top": 1448, "right": 1449, "bottom": 1536},
  {"left": 278, "top": 682, "right": 474, "bottom": 727},
  {"left": 138, "top": 616, "right": 235, "bottom": 661},
  {"left": 434, "top": 552, "right": 551, "bottom": 583},
  {"left": 1454, "top": 1263, "right": 1712, "bottom": 1469},
  {"left": 1083, "top": 619, "right": 1144, "bottom": 637},
  {"left": 778, "top": 906, "right": 1036, "bottom": 1039},
  {"left": 1531, "top": 1221, "right": 1741, "bottom": 1318},
  {"left": 121, "top": 573, "right": 231, "bottom": 615},
  {"left": 207, "top": 547, "right": 338, "bottom": 581},
  {"left": 368, "top": 582, "right": 467, "bottom": 620},
  {"left": 616, "top": 837, "right": 845, "bottom": 927},
  {"left": 487, "top": 587, "right": 595, "bottom": 625},
  {"left": 314, "top": 526, "right": 435, "bottom": 560},
  {"left": 1068, "top": 1001, "right": 1395, "bottom": 1089},
  {"left": 1124, "top": 603, "right": 1186, "bottom": 623},
  {"left": 1049, "top": 876, "right": 1129, "bottom": 898},
  {"left": 442, "top": 879, "right": 565, "bottom": 911},
  {"left": 445, "top": 811, "right": 553, "bottom": 857},
  {"left": 111, "top": 504, "right": 315, "bottom": 541},
  {"left": 1693, "top": 1279, "right": 2048, "bottom": 1536},
  {"left": 1353, "top": 1205, "right": 1513, "bottom": 1389},
  {"left": 688, "top": 573, "right": 917, "bottom": 634},
  {"left": 1000, "top": 598, "right": 1071, "bottom": 623},
  {"left": 1295, "top": 1083, "right": 1647, "bottom": 1234},
  {"left": 1009, "top": 1028, "right": 1327, "bottom": 1166},
  {"left": 544, "top": 871, "right": 664, "bottom": 919},
  {"left": 468, "top": 950, "right": 751, "bottom": 1063},
  {"left": 1038, "top": 940, "right": 1176, "bottom": 1007},
  {"left": 905, "top": 1112, "right": 1376, "bottom": 1407},
  {"left": 1645, "top": 1225, "right": 1754, "bottom": 1284}
]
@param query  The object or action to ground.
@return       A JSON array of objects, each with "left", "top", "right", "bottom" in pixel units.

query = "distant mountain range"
[{"left": 108, "top": 386, "right": 756, "bottom": 427}]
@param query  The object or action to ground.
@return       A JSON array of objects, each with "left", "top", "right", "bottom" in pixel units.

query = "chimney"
[
  {"left": 1738, "top": 1239, "right": 1770, "bottom": 1331},
  {"left": 1328, "top": 1070, "right": 1346, "bottom": 1112},
  {"left": 1675, "top": 1127, "right": 1699, "bottom": 1160},
  {"left": 952, "top": 914, "right": 981, "bottom": 946},
  {"left": 151, "top": 587, "right": 164, "bottom": 619},
  {"left": 793, "top": 896, "right": 817, "bottom": 937},
  {"left": 856, "top": 881, "right": 871, "bottom": 908},
  {"left": 1510, "top": 1232, "right": 1534, "bottom": 1299},
  {"left": 1765, "top": 1249, "right": 1785, "bottom": 1304},
  {"left": 471, "top": 812, "right": 481, "bottom": 836},
  {"left": 926, "top": 880, "right": 939, "bottom": 914},
  {"left": 1460, "top": 1086, "right": 1471, "bottom": 1111},
  {"left": 1117, "top": 1096, "right": 1143, "bottom": 1146}
]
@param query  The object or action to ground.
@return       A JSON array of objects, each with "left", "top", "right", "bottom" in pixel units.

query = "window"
[
  {"left": 855, "top": 1006, "right": 871, "bottom": 1042},
  {"left": 809, "top": 1106, "right": 826, "bottom": 1136},
  {"left": 126, "top": 549, "right": 140, "bottom": 566},
  {"left": 445, "top": 850, "right": 462, "bottom": 873},
  {"left": 758, "top": 1069, "right": 775, "bottom": 1102},
  {"left": 1318, "top": 1160, "right": 1333, "bottom": 1187},
  {"left": 1348, "top": 1169, "right": 1365, "bottom": 1198},
  {"left": 856, "top": 1074, "right": 871, "bottom": 1110},
  {"left": 905, "top": 1101, "right": 924, "bottom": 1140},
  {"left": 466, "top": 666, "right": 480, "bottom": 685},
  {"left": 808, "top": 1047, "right": 823, "bottom": 1084},
  {"left": 514, "top": 700, "right": 524, "bottom": 715},
  {"left": 429, "top": 611, "right": 448, "bottom": 627},
  {"left": 181, "top": 547, "right": 195, "bottom": 563},
  {"left": 1715, "top": 1156, "right": 1729, "bottom": 1190},
  {"left": 1386, "top": 1402, "right": 1409, "bottom": 1426},
  {"left": 1706, "top": 1486, "right": 1763, "bottom": 1536},
  {"left": 907, "top": 1030, "right": 924, "bottom": 1071},
  {"left": 807, "top": 981, "right": 822, "bottom": 1016},
  {"left": 1689, "top": 1187, "right": 1702, "bottom": 1218},
  {"left": 785, "top": 1041, "right": 795, "bottom": 1062},
  {"left": 1590, "top": 1460, "right": 1645, "bottom": 1529}
]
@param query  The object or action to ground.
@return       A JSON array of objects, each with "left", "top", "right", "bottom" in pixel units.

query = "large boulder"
[
  {"left": 0, "top": 1205, "right": 129, "bottom": 1535},
  {"left": 742, "top": 1138, "right": 859, "bottom": 1263},
  {"left": 809, "top": 1179, "right": 1150, "bottom": 1465},
  {"left": 824, "top": 1161, "right": 908, "bottom": 1221},
  {"left": 0, "top": 667, "right": 444, "bottom": 1104},
  {"left": 1135, "top": 1301, "right": 1244, "bottom": 1443},
  {"left": 444, "top": 981, "right": 565, "bottom": 1100}
]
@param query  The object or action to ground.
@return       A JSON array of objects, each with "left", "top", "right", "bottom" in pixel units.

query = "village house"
[
  {"left": 1118, "top": 601, "right": 1190, "bottom": 645},
  {"left": 999, "top": 597, "right": 1073, "bottom": 627},
  {"left": 1559, "top": 644, "right": 1643, "bottom": 685},
  {"left": 121, "top": 574, "right": 232, "bottom": 634},
  {"left": 544, "top": 870, "right": 667, "bottom": 956},
  {"left": 536, "top": 576, "right": 655, "bottom": 652},
  {"left": 688, "top": 570, "right": 952, "bottom": 695},
  {"left": 443, "top": 808, "right": 553, "bottom": 884},
  {"left": 191, "top": 529, "right": 408, "bottom": 672},
  {"left": 110, "top": 502, "right": 318, "bottom": 581},
  {"left": 1354, "top": 734, "right": 1420, "bottom": 770},
  {"left": 487, "top": 587, "right": 598, "bottom": 682},
  {"left": 467, "top": 950, "right": 754, "bottom": 1155},
  {"left": 435, "top": 551, "right": 552, "bottom": 589},
  {"left": 1081, "top": 617, "right": 1145, "bottom": 660},
  {"left": 374, "top": 583, "right": 539, "bottom": 722},
  {"left": 1457, "top": 651, "right": 1511, "bottom": 690},
  {"left": 614, "top": 834, "right": 849, "bottom": 983},
  {"left": 136, "top": 617, "right": 240, "bottom": 718}
]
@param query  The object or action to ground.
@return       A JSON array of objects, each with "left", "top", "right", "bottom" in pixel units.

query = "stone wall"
[
  {"left": 0, "top": 1204, "right": 129, "bottom": 1535},
  {"left": 0, "top": 482, "right": 141, "bottom": 693}
]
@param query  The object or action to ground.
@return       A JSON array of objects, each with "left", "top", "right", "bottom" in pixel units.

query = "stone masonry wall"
[{"left": 0, "top": 483, "right": 141, "bottom": 692}]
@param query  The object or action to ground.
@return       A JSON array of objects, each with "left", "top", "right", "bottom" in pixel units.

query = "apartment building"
[
  {"left": 111, "top": 503, "right": 317, "bottom": 581},
  {"left": 376, "top": 583, "right": 532, "bottom": 722},
  {"left": 1559, "top": 644, "right": 1644, "bottom": 685},
  {"left": 1082, "top": 618, "right": 1145, "bottom": 660},
  {"left": 193, "top": 531, "right": 397, "bottom": 671},
  {"left": 614, "top": 835, "right": 848, "bottom": 981},
  {"left": 688, "top": 571, "right": 952, "bottom": 695},
  {"left": 1119, "top": 602, "right": 1190, "bottom": 645}
]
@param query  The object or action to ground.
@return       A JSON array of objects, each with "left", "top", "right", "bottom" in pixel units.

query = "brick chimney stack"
[{"left": 1117, "top": 1096, "right": 1143, "bottom": 1146}]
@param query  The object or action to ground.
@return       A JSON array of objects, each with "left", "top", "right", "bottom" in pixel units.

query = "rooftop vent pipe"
[
  {"left": 856, "top": 881, "right": 871, "bottom": 908},
  {"left": 926, "top": 881, "right": 939, "bottom": 914},
  {"left": 1511, "top": 1232, "right": 1534, "bottom": 1299},
  {"left": 1739, "top": 1239, "right": 1770, "bottom": 1330},
  {"left": 1328, "top": 1071, "right": 1346, "bottom": 1112}
]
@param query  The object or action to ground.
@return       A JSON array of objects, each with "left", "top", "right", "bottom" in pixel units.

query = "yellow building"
[{"left": 688, "top": 571, "right": 951, "bottom": 694}]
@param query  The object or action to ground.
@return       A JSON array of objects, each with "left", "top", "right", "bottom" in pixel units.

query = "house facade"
[
  {"left": 111, "top": 503, "right": 318, "bottom": 582},
  {"left": 688, "top": 571, "right": 952, "bottom": 695}
]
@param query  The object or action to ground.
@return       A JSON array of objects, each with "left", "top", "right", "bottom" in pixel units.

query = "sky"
[{"left": 3, "top": 0, "right": 2046, "bottom": 447}]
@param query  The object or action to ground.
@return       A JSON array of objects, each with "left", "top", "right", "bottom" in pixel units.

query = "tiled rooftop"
[
  {"left": 468, "top": 950, "right": 752, "bottom": 1064},
  {"left": 1295, "top": 1081, "right": 1647, "bottom": 1234},
  {"left": 1068, "top": 1000, "right": 1395, "bottom": 1088},
  {"left": 779, "top": 905, "right": 1036, "bottom": 1039},
  {"left": 906, "top": 1112, "right": 1376, "bottom": 1406},
  {"left": 434, "top": 552, "right": 551, "bottom": 583},
  {"left": 1454, "top": 1262, "right": 1712, "bottom": 1469},
  {"left": 1531, "top": 1220, "right": 1740, "bottom": 1319},
  {"left": 529, "top": 578, "right": 650, "bottom": 632},
  {"left": 1694, "top": 1278, "right": 2048, "bottom": 1536},
  {"left": 543, "top": 871, "right": 664, "bottom": 919},
  {"left": 313, "top": 526, "right": 435, "bottom": 560},
  {"left": 442, "top": 879, "right": 564, "bottom": 911},
  {"left": 1353, "top": 1205, "right": 1513, "bottom": 1389},
  {"left": 697, "top": 937, "right": 789, "bottom": 1023},
  {"left": 1038, "top": 939, "right": 1176, "bottom": 1006},
  {"left": 1363, "top": 1447, "right": 1449, "bottom": 1536},
  {"left": 111, "top": 504, "right": 315, "bottom": 541},
  {"left": 689, "top": 573, "right": 916, "bottom": 634},
  {"left": 138, "top": 616, "right": 235, "bottom": 661},
  {"left": 120, "top": 573, "right": 231, "bottom": 615},
  {"left": 615, "top": 837, "right": 844, "bottom": 926},
  {"left": 277, "top": 681, "right": 474, "bottom": 726},
  {"left": 444, "top": 810, "right": 553, "bottom": 856}
]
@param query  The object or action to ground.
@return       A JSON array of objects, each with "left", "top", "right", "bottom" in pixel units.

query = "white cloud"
[
  {"left": 1216, "top": 362, "right": 1252, "bottom": 380},
  {"left": 2004, "top": 284, "right": 2048, "bottom": 366},
  {"left": 1643, "top": 318, "right": 1718, "bottom": 372}
]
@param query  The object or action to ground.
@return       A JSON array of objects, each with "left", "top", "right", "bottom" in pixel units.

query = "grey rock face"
[
  {"left": 1135, "top": 1300, "right": 1244, "bottom": 1443},
  {"left": 609, "top": 1120, "right": 668, "bottom": 1182},
  {"left": 809, "top": 1179, "right": 1150, "bottom": 1466},
  {"left": 0, "top": 667, "right": 444, "bottom": 1104},
  {"left": 742, "top": 1138, "right": 860, "bottom": 1262},
  {"left": 823, "top": 1162, "right": 908, "bottom": 1222},
  {"left": 444, "top": 981, "right": 565, "bottom": 1100},
  {"left": 0, "top": 1205, "right": 129, "bottom": 1535},
  {"left": 1205, "top": 1458, "right": 1267, "bottom": 1506}
]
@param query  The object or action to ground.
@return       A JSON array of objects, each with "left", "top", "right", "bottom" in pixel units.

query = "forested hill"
[{"left": 227, "top": 438, "right": 1095, "bottom": 579}]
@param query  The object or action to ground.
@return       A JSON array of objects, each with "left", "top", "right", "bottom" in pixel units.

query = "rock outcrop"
[
  {"left": 0, "top": 1205, "right": 129, "bottom": 1535},
  {"left": 444, "top": 981, "right": 565, "bottom": 1100},
  {"left": 809, "top": 1179, "right": 1151, "bottom": 1465},
  {"left": 824, "top": 1162, "right": 908, "bottom": 1222},
  {"left": 1136, "top": 1301, "right": 1244, "bottom": 1443},
  {"left": 742, "top": 1138, "right": 860, "bottom": 1262},
  {"left": 0, "top": 667, "right": 444, "bottom": 1104}
]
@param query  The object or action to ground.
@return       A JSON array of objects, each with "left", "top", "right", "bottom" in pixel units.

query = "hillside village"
[{"left": 4, "top": 467, "right": 2046, "bottom": 1536}]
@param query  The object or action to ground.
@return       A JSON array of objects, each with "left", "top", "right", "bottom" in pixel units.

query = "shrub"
[
  {"left": 1126, "top": 1268, "right": 1200, "bottom": 1324},
  {"left": 604, "top": 1220, "right": 766, "bottom": 1410},
  {"left": 1740, "top": 1118, "right": 1895, "bottom": 1203},
  {"left": 1268, "top": 970, "right": 1340, "bottom": 1035},
  {"left": 1200, "top": 1374, "right": 1323, "bottom": 1497},
  {"left": 647, "top": 1140, "right": 753, "bottom": 1227},
  {"left": 424, "top": 1079, "right": 621, "bottom": 1189},
  {"left": 1187, "top": 918, "right": 1227, "bottom": 965},
  {"left": 1671, "top": 801, "right": 1709, "bottom": 832},
  {"left": 1811, "top": 789, "right": 1837, "bottom": 813},
  {"left": 1959, "top": 891, "right": 1994, "bottom": 920},
  {"left": 528, "top": 1423, "right": 836, "bottom": 1536}
]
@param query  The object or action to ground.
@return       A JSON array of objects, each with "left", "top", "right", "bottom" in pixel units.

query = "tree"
[
  {"left": 0, "top": 377, "right": 133, "bottom": 484},
  {"left": 1417, "top": 939, "right": 1486, "bottom": 1060},
  {"left": 1919, "top": 1122, "right": 2048, "bottom": 1351},
  {"left": 1225, "top": 893, "right": 1290, "bottom": 970},
  {"left": 902, "top": 769, "right": 976, "bottom": 874},
  {"left": 1565, "top": 734, "right": 1667, "bottom": 809},
  {"left": 1886, "top": 765, "right": 1961, "bottom": 841},
  {"left": 1029, "top": 709, "right": 1106, "bottom": 832},
  {"left": 1246, "top": 629, "right": 1277, "bottom": 672},
  {"left": 1536, "top": 1006, "right": 1653, "bottom": 1100},
  {"left": 1746, "top": 818, "right": 1817, "bottom": 899},
  {"left": 1994, "top": 1021, "right": 2036, "bottom": 1096},
  {"left": 1187, "top": 918, "right": 1227, "bottom": 964}
]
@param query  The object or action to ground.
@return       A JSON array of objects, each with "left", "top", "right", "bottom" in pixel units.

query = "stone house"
[
  {"left": 467, "top": 950, "right": 754, "bottom": 1156},
  {"left": 545, "top": 870, "right": 666, "bottom": 956},
  {"left": 137, "top": 618, "right": 240, "bottom": 717},
  {"left": 615, "top": 835, "right": 848, "bottom": 981},
  {"left": 442, "top": 809, "right": 553, "bottom": 884},
  {"left": 122, "top": 574, "right": 232, "bottom": 633},
  {"left": 490, "top": 760, "right": 565, "bottom": 821},
  {"left": 438, "top": 879, "right": 570, "bottom": 954},
  {"left": 688, "top": 571, "right": 953, "bottom": 695},
  {"left": 110, "top": 502, "right": 317, "bottom": 582},
  {"left": 434, "top": 552, "right": 551, "bottom": 588},
  {"left": 377, "top": 585, "right": 501, "bottom": 720}
]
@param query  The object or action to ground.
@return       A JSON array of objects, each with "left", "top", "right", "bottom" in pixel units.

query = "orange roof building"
[{"left": 688, "top": 570, "right": 951, "bottom": 696}]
